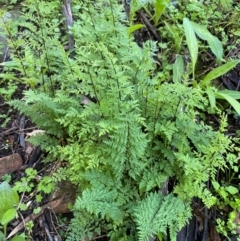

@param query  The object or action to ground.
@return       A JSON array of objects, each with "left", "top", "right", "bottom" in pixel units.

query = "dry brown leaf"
[{"left": 26, "top": 130, "right": 46, "bottom": 137}]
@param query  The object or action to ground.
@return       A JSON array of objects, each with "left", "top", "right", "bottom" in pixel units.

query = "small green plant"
[
  {"left": 212, "top": 180, "right": 240, "bottom": 236},
  {"left": 0, "top": 83, "right": 17, "bottom": 101},
  {"left": 0, "top": 182, "right": 25, "bottom": 241},
  {"left": 13, "top": 168, "right": 37, "bottom": 194},
  {"left": 13, "top": 168, "right": 55, "bottom": 211},
  {"left": 24, "top": 221, "right": 33, "bottom": 241}
]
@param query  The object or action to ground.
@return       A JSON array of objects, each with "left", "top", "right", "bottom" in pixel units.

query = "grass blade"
[
  {"left": 154, "top": 0, "right": 170, "bottom": 26},
  {"left": 173, "top": 55, "right": 184, "bottom": 83},
  {"left": 199, "top": 60, "right": 240, "bottom": 88},
  {"left": 215, "top": 91, "right": 240, "bottom": 115},
  {"left": 183, "top": 18, "right": 198, "bottom": 79},
  {"left": 217, "top": 90, "right": 240, "bottom": 100}
]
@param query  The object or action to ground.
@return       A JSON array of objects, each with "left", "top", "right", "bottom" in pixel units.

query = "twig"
[
  {"left": 19, "top": 115, "right": 25, "bottom": 148},
  {"left": 61, "top": 0, "right": 74, "bottom": 53},
  {"left": 139, "top": 10, "right": 161, "bottom": 42},
  {"left": 7, "top": 197, "right": 64, "bottom": 239},
  {"left": 0, "top": 126, "right": 37, "bottom": 137},
  {"left": 42, "top": 214, "right": 54, "bottom": 241}
]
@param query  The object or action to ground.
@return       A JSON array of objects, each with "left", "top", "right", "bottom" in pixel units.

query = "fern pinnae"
[
  {"left": 85, "top": 3, "right": 111, "bottom": 84},
  {"left": 1, "top": 16, "right": 28, "bottom": 79},
  {"left": 108, "top": 0, "right": 117, "bottom": 36},
  {"left": 36, "top": 9, "right": 54, "bottom": 96}
]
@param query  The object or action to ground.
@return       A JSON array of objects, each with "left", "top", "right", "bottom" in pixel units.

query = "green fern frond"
[{"left": 134, "top": 192, "right": 191, "bottom": 241}]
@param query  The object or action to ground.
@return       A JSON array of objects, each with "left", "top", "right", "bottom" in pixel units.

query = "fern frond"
[{"left": 134, "top": 192, "right": 191, "bottom": 241}]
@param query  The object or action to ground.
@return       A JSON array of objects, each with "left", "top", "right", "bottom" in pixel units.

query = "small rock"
[
  {"left": 50, "top": 180, "right": 77, "bottom": 213},
  {"left": 25, "top": 142, "right": 34, "bottom": 155},
  {"left": 0, "top": 153, "right": 23, "bottom": 178}
]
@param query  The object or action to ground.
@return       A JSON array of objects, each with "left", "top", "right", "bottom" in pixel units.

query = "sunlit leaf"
[
  {"left": 10, "top": 235, "right": 25, "bottom": 241},
  {"left": 172, "top": 55, "right": 184, "bottom": 83},
  {"left": 217, "top": 90, "right": 240, "bottom": 100},
  {"left": 183, "top": 18, "right": 198, "bottom": 78},
  {"left": 0, "top": 182, "right": 19, "bottom": 221},
  {"left": 190, "top": 21, "right": 223, "bottom": 64},
  {"left": 153, "top": 0, "right": 171, "bottom": 26},
  {"left": 225, "top": 186, "right": 238, "bottom": 195},
  {"left": 206, "top": 87, "right": 216, "bottom": 111},
  {"left": 215, "top": 91, "right": 240, "bottom": 115},
  {"left": 1, "top": 209, "right": 16, "bottom": 226},
  {"left": 212, "top": 181, "right": 220, "bottom": 191},
  {"left": 128, "top": 24, "right": 145, "bottom": 36}
]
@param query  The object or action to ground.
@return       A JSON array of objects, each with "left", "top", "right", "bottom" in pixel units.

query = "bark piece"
[
  {"left": 0, "top": 153, "right": 23, "bottom": 178},
  {"left": 50, "top": 180, "right": 77, "bottom": 214}
]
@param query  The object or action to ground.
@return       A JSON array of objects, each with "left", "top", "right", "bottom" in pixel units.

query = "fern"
[
  {"left": 134, "top": 193, "right": 191, "bottom": 241},
  {"left": 3, "top": 0, "right": 240, "bottom": 240}
]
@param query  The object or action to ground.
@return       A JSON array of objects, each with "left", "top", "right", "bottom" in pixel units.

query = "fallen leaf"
[{"left": 26, "top": 130, "right": 46, "bottom": 137}]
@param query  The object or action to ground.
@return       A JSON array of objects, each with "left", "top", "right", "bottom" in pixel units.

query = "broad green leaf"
[
  {"left": 199, "top": 60, "right": 240, "bottom": 87},
  {"left": 183, "top": 18, "right": 198, "bottom": 78},
  {"left": 217, "top": 90, "right": 240, "bottom": 99},
  {"left": 128, "top": 24, "right": 145, "bottom": 36},
  {"left": 10, "top": 235, "right": 25, "bottom": 241},
  {"left": 0, "top": 231, "right": 5, "bottom": 241},
  {"left": 229, "top": 211, "right": 237, "bottom": 221},
  {"left": 0, "top": 182, "right": 19, "bottom": 220},
  {"left": 13, "top": 190, "right": 19, "bottom": 205},
  {"left": 212, "top": 181, "right": 220, "bottom": 191},
  {"left": 190, "top": 21, "right": 223, "bottom": 63},
  {"left": 153, "top": 0, "right": 171, "bottom": 26},
  {"left": 225, "top": 186, "right": 238, "bottom": 195},
  {"left": 172, "top": 55, "right": 184, "bottom": 83},
  {"left": 164, "top": 22, "right": 181, "bottom": 53},
  {"left": 215, "top": 92, "right": 240, "bottom": 115},
  {"left": 219, "top": 187, "right": 228, "bottom": 200},
  {"left": 1, "top": 209, "right": 17, "bottom": 226},
  {"left": 206, "top": 87, "right": 216, "bottom": 111}
]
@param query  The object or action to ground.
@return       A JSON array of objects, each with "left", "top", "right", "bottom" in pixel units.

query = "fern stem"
[
  {"left": 151, "top": 102, "right": 160, "bottom": 148},
  {"left": 87, "top": 66, "right": 100, "bottom": 105},
  {"left": 144, "top": 77, "right": 149, "bottom": 118},
  {"left": 108, "top": 56, "right": 122, "bottom": 101}
]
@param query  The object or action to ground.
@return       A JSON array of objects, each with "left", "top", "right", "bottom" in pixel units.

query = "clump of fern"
[{"left": 2, "top": 0, "right": 239, "bottom": 240}]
